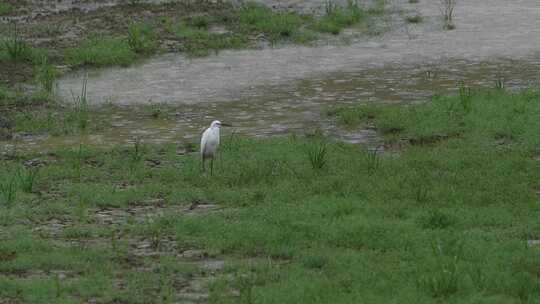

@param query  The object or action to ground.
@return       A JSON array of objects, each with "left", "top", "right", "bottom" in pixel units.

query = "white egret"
[{"left": 200, "top": 120, "right": 230, "bottom": 174}]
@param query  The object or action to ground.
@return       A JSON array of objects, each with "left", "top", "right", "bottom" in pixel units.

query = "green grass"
[
  {"left": 175, "top": 23, "right": 247, "bottom": 57},
  {"left": 1, "top": 26, "right": 48, "bottom": 64},
  {"left": 291, "top": 29, "right": 319, "bottom": 45},
  {"left": 315, "top": 0, "right": 364, "bottom": 35},
  {"left": 0, "top": 86, "right": 52, "bottom": 107},
  {"left": 366, "top": 0, "right": 387, "bottom": 16},
  {"left": 232, "top": 1, "right": 368, "bottom": 39},
  {"left": 34, "top": 59, "right": 57, "bottom": 95},
  {"left": 127, "top": 22, "right": 158, "bottom": 55},
  {"left": 0, "top": 2, "right": 13, "bottom": 15},
  {"left": 4, "top": 81, "right": 94, "bottom": 136},
  {"left": 405, "top": 14, "right": 423, "bottom": 23},
  {"left": 236, "top": 3, "right": 305, "bottom": 42},
  {"left": 65, "top": 37, "right": 137, "bottom": 67},
  {"left": 328, "top": 88, "right": 540, "bottom": 146},
  {"left": 0, "top": 85, "right": 11, "bottom": 101},
  {"left": 2, "top": 33, "right": 28, "bottom": 62},
  {"left": 1, "top": 87, "right": 540, "bottom": 302},
  {"left": 173, "top": 4, "right": 321, "bottom": 56}
]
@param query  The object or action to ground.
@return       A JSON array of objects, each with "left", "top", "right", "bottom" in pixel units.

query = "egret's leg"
[
  {"left": 219, "top": 151, "right": 222, "bottom": 170},
  {"left": 210, "top": 158, "right": 214, "bottom": 176},
  {"left": 201, "top": 157, "right": 205, "bottom": 173}
]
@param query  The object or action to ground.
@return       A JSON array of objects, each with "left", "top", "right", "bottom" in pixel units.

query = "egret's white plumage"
[{"left": 200, "top": 120, "right": 222, "bottom": 174}]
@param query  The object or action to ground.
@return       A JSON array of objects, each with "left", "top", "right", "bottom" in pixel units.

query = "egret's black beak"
[{"left": 221, "top": 123, "right": 233, "bottom": 127}]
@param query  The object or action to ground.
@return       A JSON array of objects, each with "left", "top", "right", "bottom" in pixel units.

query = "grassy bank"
[{"left": 1, "top": 87, "right": 540, "bottom": 303}]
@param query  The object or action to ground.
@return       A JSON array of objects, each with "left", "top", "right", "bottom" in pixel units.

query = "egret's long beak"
[{"left": 221, "top": 123, "right": 233, "bottom": 127}]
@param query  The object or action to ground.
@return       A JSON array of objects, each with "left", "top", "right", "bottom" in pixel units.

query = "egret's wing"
[{"left": 200, "top": 128, "right": 210, "bottom": 157}]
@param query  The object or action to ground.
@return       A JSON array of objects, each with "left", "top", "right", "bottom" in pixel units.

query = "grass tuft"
[
  {"left": 418, "top": 237, "right": 463, "bottom": 297},
  {"left": 66, "top": 37, "right": 136, "bottom": 67},
  {"left": 0, "top": 2, "right": 13, "bottom": 15},
  {"left": 68, "top": 76, "right": 90, "bottom": 132},
  {"left": 418, "top": 210, "right": 456, "bottom": 229},
  {"left": 238, "top": 3, "right": 304, "bottom": 42},
  {"left": 0, "top": 174, "right": 17, "bottom": 206},
  {"left": 364, "top": 148, "right": 381, "bottom": 174},
  {"left": 316, "top": 0, "right": 364, "bottom": 35},
  {"left": 176, "top": 23, "right": 247, "bottom": 57},
  {"left": 441, "top": 0, "right": 456, "bottom": 30},
  {"left": 2, "top": 24, "right": 29, "bottom": 62},
  {"left": 35, "top": 59, "right": 57, "bottom": 95},
  {"left": 127, "top": 22, "right": 158, "bottom": 55},
  {"left": 16, "top": 167, "right": 39, "bottom": 194},
  {"left": 306, "top": 139, "right": 328, "bottom": 169},
  {"left": 405, "top": 14, "right": 423, "bottom": 23}
]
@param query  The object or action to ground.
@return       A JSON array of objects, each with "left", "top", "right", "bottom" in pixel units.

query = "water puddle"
[{"left": 3, "top": 53, "right": 540, "bottom": 153}]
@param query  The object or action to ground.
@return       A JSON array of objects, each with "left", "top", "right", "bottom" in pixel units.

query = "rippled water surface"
[{"left": 4, "top": 54, "right": 540, "bottom": 153}]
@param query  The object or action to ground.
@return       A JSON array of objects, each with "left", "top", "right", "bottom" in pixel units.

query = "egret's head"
[{"left": 210, "top": 120, "right": 222, "bottom": 128}]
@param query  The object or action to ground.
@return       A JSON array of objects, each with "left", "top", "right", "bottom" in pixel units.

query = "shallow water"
[{"left": 4, "top": 54, "right": 540, "bottom": 154}]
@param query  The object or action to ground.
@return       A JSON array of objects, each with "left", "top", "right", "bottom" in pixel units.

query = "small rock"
[
  {"left": 208, "top": 26, "right": 230, "bottom": 35},
  {"left": 179, "top": 292, "right": 210, "bottom": 302},
  {"left": 141, "top": 198, "right": 165, "bottom": 206},
  {"left": 177, "top": 144, "right": 196, "bottom": 155},
  {"left": 145, "top": 158, "right": 161, "bottom": 167},
  {"left": 0, "top": 128, "right": 13, "bottom": 140},
  {"left": 196, "top": 204, "right": 218, "bottom": 210},
  {"left": 181, "top": 249, "right": 207, "bottom": 259},
  {"left": 50, "top": 270, "right": 70, "bottom": 280},
  {"left": 0, "top": 118, "right": 11, "bottom": 129},
  {"left": 203, "top": 260, "right": 225, "bottom": 272},
  {"left": 176, "top": 148, "right": 188, "bottom": 155}
]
